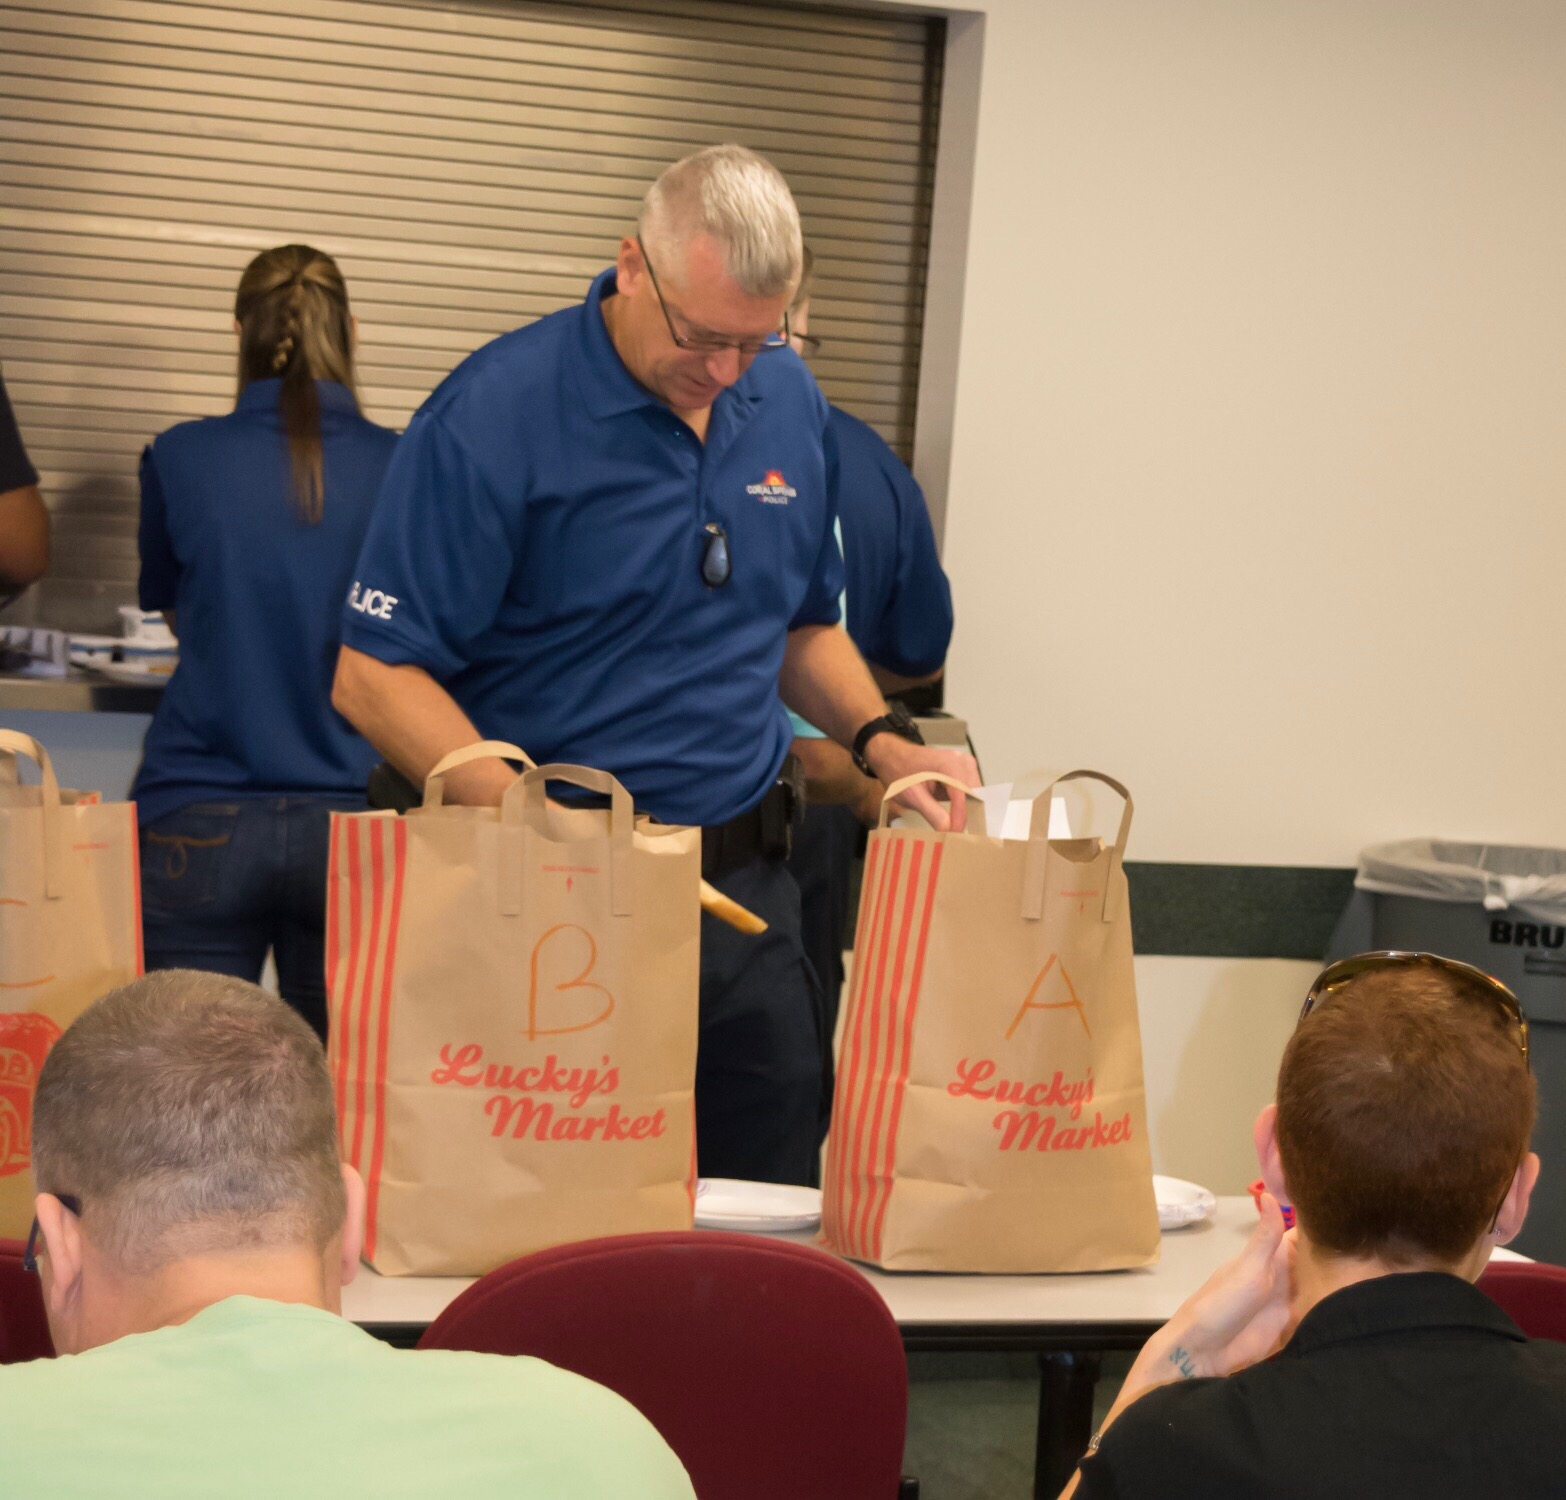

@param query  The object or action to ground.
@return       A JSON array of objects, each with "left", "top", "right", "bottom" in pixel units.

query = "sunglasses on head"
[
  {"left": 1299, "top": 950, "right": 1529, "bottom": 1068},
  {"left": 22, "top": 1194, "right": 81, "bottom": 1274}
]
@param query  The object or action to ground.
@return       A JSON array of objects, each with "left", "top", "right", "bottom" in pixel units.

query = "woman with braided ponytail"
[{"left": 132, "top": 244, "right": 397, "bottom": 1040}]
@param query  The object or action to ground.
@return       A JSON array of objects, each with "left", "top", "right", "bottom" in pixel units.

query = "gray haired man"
[
  {"left": 3, "top": 970, "right": 694, "bottom": 1499},
  {"left": 333, "top": 143, "right": 975, "bottom": 1185}
]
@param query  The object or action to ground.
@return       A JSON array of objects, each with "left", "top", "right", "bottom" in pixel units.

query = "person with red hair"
[{"left": 1063, "top": 952, "right": 1566, "bottom": 1499}]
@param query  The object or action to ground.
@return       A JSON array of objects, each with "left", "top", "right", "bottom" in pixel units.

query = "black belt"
[{"left": 701, "top": 755, "right": 804, "bottom": 882}]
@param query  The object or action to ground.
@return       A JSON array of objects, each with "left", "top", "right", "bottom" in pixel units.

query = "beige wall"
[
  {"left": 925, "top": 0, "right": 1566, "bottom": 867},
  {"left": 899, "top": 0, "right": 1566, "bottom": 1189},
  {"left": 1136, "top": 956, "right": 1312, "bottom": 1192}
]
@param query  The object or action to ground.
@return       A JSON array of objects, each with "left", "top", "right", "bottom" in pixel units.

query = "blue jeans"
[{"left": 140, "top": 798, "right": 362, "bottom": 1041}]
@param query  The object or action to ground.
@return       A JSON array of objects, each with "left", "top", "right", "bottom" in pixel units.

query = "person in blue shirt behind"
[
  {"left": 332, "top": 145, "right": 975, "bottom": 1187},
  {"left": 134, "top": 245, "right": 398, "bottom": 1040},
  {"left": 784, "top": 247, "right": 956, "bottom": 1047}
]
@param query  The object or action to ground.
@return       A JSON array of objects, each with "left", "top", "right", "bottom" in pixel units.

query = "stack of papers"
[{"left": 969, "top": 782, "right": 1075, "bottom": 840}]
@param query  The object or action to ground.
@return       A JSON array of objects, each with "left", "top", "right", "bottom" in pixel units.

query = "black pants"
[
  {"left": 696, "top": 855, "right": 825, "bottom": 1187},
  {"left": 786, "top": 801, "right": 863, "bottom": 1052}
]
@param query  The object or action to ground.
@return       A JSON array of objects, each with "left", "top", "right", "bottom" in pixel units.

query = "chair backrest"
[
  {"left": 419, "top": 1230, "right": 908, "bottom": 1500},
  {"left": 0, "top": 1237, "right": 55, "bottom": 1364},
  {"left": 1478, "top": 1260, "right": 1566, "bottom": 1343}
]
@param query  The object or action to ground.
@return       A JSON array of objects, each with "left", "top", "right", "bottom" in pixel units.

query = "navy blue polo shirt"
[
  {"left": 133, "top": 380, "right": 397, "bottom": 826},
  {"left": 343, "top": 269, "right": 843, "bottom": 828},
  {"left": 830, "top": 406, "right": 952, "bottom": 678}
]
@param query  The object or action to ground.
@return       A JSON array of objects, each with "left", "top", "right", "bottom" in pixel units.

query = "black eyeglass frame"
[
  {"left": 23, "top": 1193, "right": 81, "bottom": 1274},
  {"left": 636, "top": 236, "right": 791, "bottom": 357},
  {"left": 1299, "top": 950, "right": 1530, "bottom": 1068}
]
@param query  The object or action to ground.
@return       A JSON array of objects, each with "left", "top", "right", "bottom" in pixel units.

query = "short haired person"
[
  {"left": 783, "top": 248, "right": 955, "bottom": 1039},
  {"left": 332, "top": 144, "right": 976, "bottom": 1186},
  {"left": 0, "top": 364, "right": 50, "bottom": 594},
  {"left": 134, "top": 246, "right": 397, "bottom": 1040},
  {"left": 2, "top": 970, "right": 695, "bottom": 1499},
  {"left": 1062, "top": 952, "right": 1566, "bottom": 1500}
]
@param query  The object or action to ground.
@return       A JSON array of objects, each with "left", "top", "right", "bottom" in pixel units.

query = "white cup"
[{"left": 119, "top": 606, "right": 176, "bottom": 647}]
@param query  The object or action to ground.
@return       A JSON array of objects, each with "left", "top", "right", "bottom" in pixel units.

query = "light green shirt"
[{"left": 0, "top": 1295, "right": 695, "bottom": 1499}]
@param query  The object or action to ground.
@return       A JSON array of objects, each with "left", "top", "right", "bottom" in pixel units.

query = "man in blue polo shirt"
[{"left": 333, "top": 145, "right": 975, "bottom": 1185}]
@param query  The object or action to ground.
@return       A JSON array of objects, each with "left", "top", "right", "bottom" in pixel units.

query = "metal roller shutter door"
[{"left": 0, "top": 0, "right": 943, "bottom": 630}]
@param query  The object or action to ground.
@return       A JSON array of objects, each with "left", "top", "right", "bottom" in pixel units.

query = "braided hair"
[{"left": 234, "top": 245, "right": 357, "bottom": 524}]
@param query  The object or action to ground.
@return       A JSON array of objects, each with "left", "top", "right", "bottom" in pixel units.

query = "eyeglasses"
[
  {"left": 637, "top": 236, "right": 790, "bottom": 357},
  {"left": 22, "top": 1194, "right": 81, "bottom": 1273},
  {"left": 700, "top": 522, "right": 731, "bottom": 588},
  {"left": 1299, "top": 950, "right": 1529, "bottom": 1068},
  {"left": 791, "top": 331, "right": 822, "bottom": 353}
]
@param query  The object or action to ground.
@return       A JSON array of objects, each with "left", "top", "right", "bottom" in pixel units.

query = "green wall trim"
[
  {"left": 845, "top": 856, "right": 1357, "bottom": 961},
  {"left": 1124, "top": 863, "right": 1356, "bottom": 960}
]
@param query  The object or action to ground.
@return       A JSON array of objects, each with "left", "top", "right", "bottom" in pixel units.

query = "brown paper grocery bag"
[
  {"left": 326, "top": 748, "right": 701, "bottom": 1275},
  {"left": 822, "top": 770, "right": 1159, "bottom": 1272},
  {"left": 0, "top": 730, "right": 143, "bottom": 1237}
]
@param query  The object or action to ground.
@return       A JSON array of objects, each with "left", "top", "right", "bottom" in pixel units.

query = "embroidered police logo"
[{"left": 745, "top": 469, "right": 797, "bottom": 505}]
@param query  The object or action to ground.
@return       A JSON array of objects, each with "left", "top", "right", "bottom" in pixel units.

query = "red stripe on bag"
[
  {"left": 870, "top": 842, "right": 943, "bottom": 1260},
  {"left": 350, "top": 820, "right": 386, "bottom": 1168},
  {"left": 129, "top": 803, "right": 144, "bottom": 975},
  {"left": 325, "top": 812, "right": 342, "bottom": 1055},
  {"left": 830, "top": 836, "right": 893, "bottom": 1244},
  {"left": 335, "top": 819, "right": 362, "bottom": 1144},
  {"left": 363, "top": 819, "right": 406, "bottom": 1264},
  {"left": 856, "top": 839, "right": 926, "bottom": 1253},
  {"left": 825, "top": 837, "right": 885, "bottom": 1243},
  {"left": 845, "top": 839, "right": 905, "bottom": 1257}
]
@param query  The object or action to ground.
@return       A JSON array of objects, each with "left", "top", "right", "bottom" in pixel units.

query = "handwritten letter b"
[{"left": 527, "top": 924, "right": 615, "bottom": 1040}]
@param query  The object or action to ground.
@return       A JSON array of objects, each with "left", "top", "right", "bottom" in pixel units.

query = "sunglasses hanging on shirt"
[{"left": 701, "top": 523, "right": 732, "bottom": 589}]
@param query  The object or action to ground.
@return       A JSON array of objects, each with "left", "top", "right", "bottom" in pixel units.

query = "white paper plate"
[
  {"left": 68, "top": 633, "right": 121, "bottom": 668},
  {"left": 694, "top": 1178, "right": 822, "bottom": 1233},
  {"left": 1490, "top": 1246, "right": 1532, "bottom": 1264},
  {"left": 1154, "top": 1174, "right": 1218, "bottom": 1231},
  {"left": 93, "top": 661, "right": 175, "bottom": 686}
]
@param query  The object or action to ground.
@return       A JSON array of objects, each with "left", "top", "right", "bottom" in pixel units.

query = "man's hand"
[
  {"left": 332, "top": 646, "right": 517, "bottom": 806},
  {"left": 862, "top": 734, "right": 980, "bottom": 833}
]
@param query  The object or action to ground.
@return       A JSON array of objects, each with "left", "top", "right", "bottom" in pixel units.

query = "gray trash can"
[{"left": 1328, "top": 840, "right": 1566, "bottom": 1264}]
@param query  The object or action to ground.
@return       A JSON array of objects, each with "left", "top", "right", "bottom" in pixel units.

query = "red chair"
[
  {"left": 0, "top": 1237, "right": 55, "bottom": 1364},
  {"left": 419, "top": 1230, "right": 914, "bottom": 1500},
  {"left": 1478, "top": 1259, "right": 1566, "bottom": 1343}
]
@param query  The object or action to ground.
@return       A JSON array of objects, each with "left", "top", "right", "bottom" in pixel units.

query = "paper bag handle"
[
  {"left": 504, "top": 763, "right": 635, "bottom": 919},
  {"left": 422, "top": 740, "right": 537, "bottom": 808},
  {"left": 0, "top": 730, "right": 64, "bottom": 898},
  {"left": 1023, "top": 770, "right": 1134, "bottom": 925},
  {"left": 876, "top": 772, "right": 978, "bottom": 829}
]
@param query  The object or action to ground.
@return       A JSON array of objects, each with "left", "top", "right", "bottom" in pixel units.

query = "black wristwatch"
[{"left": 851, "top": 704, "right": 925, "bottom": 778}]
